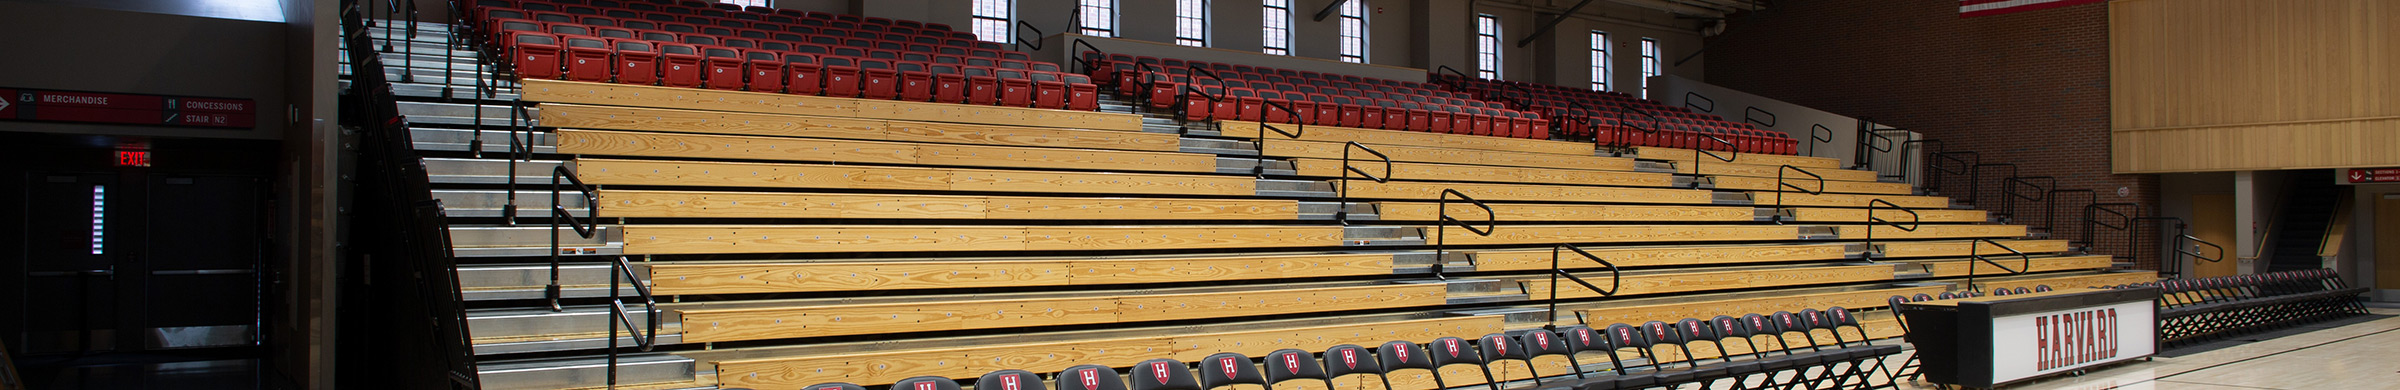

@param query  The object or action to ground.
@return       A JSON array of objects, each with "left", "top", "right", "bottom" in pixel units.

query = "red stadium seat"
[
  {"left": 963, "top": 67, "right": 999, "bottom": 105},
  {"left": 782, "top": 53, "right": 821, "bottom": 95},
  {"left": 1030, "top": 71, "right": 1067, "bottom": 109},
  {"left": 701, "top": 46, "right": 746, "bottom": 90},
  {"left": 507, "top": 32, "right": 564, "bottom": 80},
  {"left": 820, "top": 56, "right": 862, "bottom": 97},
  {"left": 897, "top": 62, "right": 935, "bottom": 102},
  {"left": 1064, "top": 74, "right": 1098, "bottom": 111},
  {"left": 995, "top": 69, "right": 1033, "bottom": 107},
  {"left": 932, "top": 64, "right": 966, "bottom": 103},
  {"left": 857, "top": 59, "right": 900, "bottom": 100},
  {"left": 612, "top": 40, "right": 659, "bottom": 85},
  {"left": 743, "top": 50, "right": 784, "bottom": 93},
  {"left": 657, "top": 43, "right": 704, "bottom": 88},
  {"left": 561, "top": 35, "right": 613, "bottom": 82}
]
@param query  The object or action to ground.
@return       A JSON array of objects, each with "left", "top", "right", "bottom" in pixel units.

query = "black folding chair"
[
  {"left": 1425, "top": 337, "right": 1500, "bottom": 390},
  {"left": 1476, "top": 333, "right": 1541, "bottom": 385},
  {"left": 978, "top": 369, "right": 1047, "bottom": 390},
  {"left": 1373, "top": 341, "right": 1440, "bottom": 390},
  {"left": 896, "top": 376, "right": 965, "bottom": 390},
  {"left": 1263, "top": 348, "right": 1337, "bottom": 390},
  {"left": 1058, "top": 364, "right": 1129, "bottom": 390},
  {"left": 1199, "top": 352, "right": 1268, "bottom": 390}
]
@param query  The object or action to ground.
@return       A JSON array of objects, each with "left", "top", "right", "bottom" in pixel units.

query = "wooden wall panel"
[{"left": 2111, "top": 0, "right": 2400, "bottom": 173}]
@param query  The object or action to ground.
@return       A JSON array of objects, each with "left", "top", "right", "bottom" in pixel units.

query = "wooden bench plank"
[
  {"left": 1634, "top": 147, "right": 1841, "bottom": 168},
  {"left": 1834, "top": 224, "right": 2028, "bottom": 240},
  {"left": 1374, "top": 203, "right": 1752, "bottom": 222},
  {"left": 540, "top": 103, "right": 1182, "bottom": 152},
  {"left": 648, "top": 253, "right": 1394, "bottom": 295},
  {"left": 712, "top": 316, "right": 1505, "bottom": 389},
  {"left": 1681, "top": 162, "right": 1881, "bottom": 182},
  {"left": 574, "top": 159, "right": 1255, "bottom": 196},
  {"left": 1784, "top": 208, "right": 1989, "bottom": 223},
  {"left": 1973, "top": 271, "right": 2158, "bottom": 292},
  {"left": 596, "top": 190, "right": 1299, "bottom": 220},
  {"left": 1908, "top": 255, "right": 2117, "bottom": 277},
  {"left": 651, "top": 260, "right": 1071, "bottom": 295},
  {"left": 1219, "top": 121, "right": 1598, "bottom": 156},
  {"left": 1262, "top": 139, "right": 1638, "bottom": 171},
  {"left": 625, "top": 225, "right": 1345, "bottom": 254},
  {"left": 519, "top": 79, "right": 1143, "bottom": 131},
  {"left": 1470, "top": 244, "right": 1852, "bottom": 271},
  {"left": 1523, "top": 265, "right": 1895, "bottom": 299},
  {"left": 1434, "top": 225, "right": 1802, "bottom": 246},
  {"left": 557, "top": 130, "right": 1218, "bottom": 173},
  {"left": 1748, "top": 192, "right": 1949, "bottom": 208},
  {"left": 1712, "top": 175, "right": 1914, "bottom": 195},
  {"left": 678, "top": 284, "right": 1446, "bottom": 343},
  {"left": 1877, "top": 239, "right": 2073, "bottom": 258},
  {"left": 1293, "top": 158, "right": 1673, "bottom": 187},
  {"left": 1574, "top": 286, "right": 1950, "bottom": 327},
  {"left": 1344, "top": 181, "right": 1717, "bottom": 205}
]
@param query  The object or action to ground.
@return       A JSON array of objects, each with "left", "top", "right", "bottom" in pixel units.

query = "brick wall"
[{"left": 1704, "top": 0, "right": 2160, "bottom": 269}]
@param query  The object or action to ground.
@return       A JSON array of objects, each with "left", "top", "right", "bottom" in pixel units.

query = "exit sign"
[{"left": 116, "top": 150, "right": 150, "bottom": 167}]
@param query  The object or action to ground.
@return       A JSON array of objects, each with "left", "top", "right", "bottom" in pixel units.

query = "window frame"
[
  {"left": 1077, "top": 0, "right": 1118, "bottom": 37},
  {"left": 1338, "top": 0, "right": 1368, "bottom": 63},
  {"left": 971, "top": 0, "right": 1013, "bottom": 43},
  {"left": 1175, "top": 0, "right": 1209, "bottom": 47},
  {"left": 1589, "top": 30, "right": 1609, "bottom": 91},
  {"left": 1476, "top": 13, "right": 1500, "bottom": 79},
  {"left": 1640, "top": 38, "right": 1660, "bottom": 98},
  {"left": 1262, "top": 0, "right": 1293, "bottom": 55}
]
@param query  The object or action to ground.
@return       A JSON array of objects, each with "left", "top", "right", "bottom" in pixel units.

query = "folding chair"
[
  {"left": 700, "top": 46, "right": 747, "bottom": 90},
  {"left": 1058, "top": 365, "right": 1128, "bottom": 390},
  {"left": 612, "top": 40, "right": 659, "bottom": 85},
  {"left": 1372, "top": 341, "right": 1440, "bottom": 390},
  {"left": 979, "top": 370, "right": 1046, "bottom": 390},
  {"left": 1198, "top": 353, "right": 1268, "bottom": 390},
  {"left": 1426, "top": 337, "right": 1500, "bottom": 390},
  {"left": 1262, "top": 348, "right": 1336, "bottom": 390},
  {"left": 782, "top": 53, "right": 821, "bottom": 95},
  {"left": 1322, "top": 345, "right": 1385, "bottom": 390},
  {"left": 1130, "top": 359, "right": 1202, "bottom": 390},
  {"left": 894, "top": 376, "right": 963, "bottom": 390}
]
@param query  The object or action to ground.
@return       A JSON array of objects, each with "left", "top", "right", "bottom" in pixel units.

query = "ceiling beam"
[{"left": 1312, "top": 0, "right": 1352, "bottom": 21}]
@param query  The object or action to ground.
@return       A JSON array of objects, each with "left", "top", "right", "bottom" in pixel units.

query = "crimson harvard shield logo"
[
  {"left": 916, "top": 382, "right": 937, "bottom": 390},
  {"left": 1533, "top": 333, "right": 1549, "bottom": 350},
  {"left": 1001, "top": 375, "right": 1022, "bottom": 390},
  {"left": 1340, "top": 349, "right": 1358, "bottom": 369},
  {"left": 1282, "top": 354, "right": 1302, "bottom": 374},
  {"left": 1219, "top": 358, "right": 1239, "bottom": 380},
  {"left": 1489, "top": 336, "right": 1507, "bottom": 355},
  {"left": 1079, "top": 369, "right": 1100, "bottom": 390},
  {"left": 1152, "top": 362, "right": 1172, "bottom": 385},
  {"left": 1393, "top": 346, "right": 1410, "bottom": 363},
  {"left": 1575, "top": 329, "right": 1592, "bottom": 346},
  {"left": 1443, "top": 339, "right": 1460, "bottom": 358}
]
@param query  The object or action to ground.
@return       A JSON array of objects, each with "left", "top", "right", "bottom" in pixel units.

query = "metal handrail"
[
  {"left": 1852, "top": 119, "right": 1895, "bottom": 170},
  {"left": 1012, "top": 20, "right": 1044, "bottom": 51},
  {"left": 1431, "top": 189, "right": 1494, "bottom": 280},
  {"left": 1804, "top": 124, "right": 1833, "bottom": 156},
  {"left": 546, "top": 165, "right": 599, "bottom": 312},
  {"left": 1432, "top": 65, "right": 1537, "bottom": 112},
  {"left": 1771, "top": 165, "right": 1825, "bottom": 219},
  {"left": 1964, "top": 163, "right": 2017, "bottom": 208},
  {"left": 1334, "top": 141, "right": 1391, "bottom": 224},
  {"left": 1684, "top": 91, "right": 1715, "bottom": 113},
  {"left": 2181, "top": 234, "right": 2225, "bottom": 263},
  {"left": 1966, "top": 238, "right": 2029, "bottom": 293},
  {"left": 1613, "top": 105, "right": 1661, "bottom": 151},
  {"left": 1862, "top": 199, "right": 1920, "bottom": 262},
  {"left": 1247, "top": 99, "right": 1305, "bottom": 178},
  {"left": 502, "top": 99, "right": 537, "bottom": 225},
  {"left": 2000, "top": 176, "right": 2054, "bottom": 225},
  {"left": 1691, "top": 132, "right": 1739, "bottom": 187},
  {"left": 1743, "top": 106, "right": 1776, "bottom": 128},
  {"left": 1545, "top": 243, "right": 1622, "bottom": 327},
  {"left": 1068, "top": 38, "right": 1105, "bottom": 76},
  {"left": 605, "top": 255, "right": 660, "bottom": 388}
]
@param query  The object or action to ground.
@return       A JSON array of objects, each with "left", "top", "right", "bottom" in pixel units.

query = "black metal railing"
[
  {"left": 2045, "top": 189, "right": 2097, "bottom": 247},
  {"left": 1743, "top": 106, "right": 1776, "bottom": 128},
  {"left": 1771, "top": 165, "right": 1825, "bottom": 221},
  {"left": 1175, "top": 65, "right": 1228, "bottom": 132},
  {"left": 604, "top": 256, "right": 660, "bottom": 389},
  {"left": 1964, "top": 163, "right": 2018, "bottom": 208},
  {"left": 1965, "top": 239, "right": 2029, "bottom": 294},
  {"left": 1334, "top": 141, "right": 1391, "bottom": 224},
  {"left": 2000, "top": 176, "right": 2054, "bottom": 226},
  {"left": 1544, "top": 243, "right": 1622, "bottom": 328},
  {"left": 501, "top": 99, "right": 538, "bottom": 225},
  {"left": 1861, "top": 199, "right": 1920, "bottom": 262},
  {"left": 1012, "top": 19, "right": 1044, "bottom": 52},
  {"left": 1803, "top": 124, "right": 1833, "bottom": 157},
  {"left": 2081, "top": 202, "right": 2137, "bottom": 256},
  {"left": 546, "top": 165, "right": 599, "bottom": 312},
  {"left": 1613, "top": 105, "right": 1662, "bottom": 151},
  {"left": 1690, "top": 133, "right": 1739, "bottom": 187},
  {"left": 1852, "top": 119, "right": 1895, "bottom": 171},
  {"left": 1432, "top": 65, "right": 1537, "bottom": 112},
  {"left": 1684, "top": 92, "right": 1715, "bottom": 113},
  {"left": 1431, "top": 189, "right": 1494, "bottom": 280}
]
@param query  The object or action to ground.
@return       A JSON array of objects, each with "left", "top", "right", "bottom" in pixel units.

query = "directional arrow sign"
[{"left": 2340, "top": 168, "right": 2400, "bottom": 185}]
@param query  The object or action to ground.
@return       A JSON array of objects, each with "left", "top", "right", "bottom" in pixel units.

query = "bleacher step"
[
  {"left": 344, "top": 79, "right": 522, "bottom": 101},
  {"left": 1254, "top": 179, "right": 1334, "bottom": 198},
  {"left": 1443, "top": 307, "right": 1553, "bottom": 325},
  {"left": 477, "top": 354, "right": 695, "bottom": 390},
  {"left": 467, "top": 306, "right": 680, "bottom": 355},
  {"left": 397, "top": 101, "right": 536, "bottom": 126},
  {"left": 411, "top": 127, "right": 557, "bottom": 154},
  {"left": 1217, "top": 157, "right": 1297, "bottom": 176},
  {"left": 425, "top": 158, "right": 568, "bottom": 184},
  {"left": 457, "top": 263, "right": 640, "bottom": 301},
  {"left": 1415, "top": 278, "right": 1528, "bottom": 305},
  {"left": 1181, "top": 137, "right": 1258, "bottom": 155},
  {"left": 447, "top": 225, "right": 621, "bottom": 257},
  {"left": 1297, "top": 201, "right": 1377, "bottom": 221},
  {"left": 1710, "top": 191, "right": 1755, "bottom": 205},
  {"left": 1342, "top": 226, "right": 1424, "bottom": 246},
  {"left": 1632, "top": 160, "right": 1677, "bottom": 173},
  {"left": 432, "top": 190, "right": 590, "bottom": 218}
]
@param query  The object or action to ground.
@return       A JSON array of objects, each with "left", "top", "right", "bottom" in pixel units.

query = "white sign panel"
[{"left": 1990, "top": 300, "right": 2155, "bottom": 383}]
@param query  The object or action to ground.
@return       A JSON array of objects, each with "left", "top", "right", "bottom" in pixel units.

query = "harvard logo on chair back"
[
  {"left": 1574, "top": 328, "right": 1592, "bottom": 347},
  {"left": 1151, "top": 362, "right": 1173, "bottom": 385},
  {"left": 1340, "top": 349, "right": 1358, "bottom": 369},
  {"left": 1532, "top": 332, "right": 1550, "bottom": 350},
  {"left": 999, "top": 374, "right": 1022, "bottom": 390},
  {"left": 1443, "top": 339, "right": 1461, "bottom": 358},
  {"left": 1393, "top": 346, "right": 1410, "bottom": 363},
  {"left": 1282, "top": 354, "right": 1302, "bottom": 374},
  {"left": 1489, "top": 336, "right": 1508, "bottom": 355},
  {"left": 1079, "top": 368, "right": 1102, "bottom": 390},
  {"left": 1219, "top": 357, "right": 1240, "bottom": 380},
  {"left": 916, "top": 382, "right": 938, "bottom": 390}
]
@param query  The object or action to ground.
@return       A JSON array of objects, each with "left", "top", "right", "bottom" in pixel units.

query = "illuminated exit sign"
[{"left": 116, "top": 150, "right": 150, "bottom": 167}]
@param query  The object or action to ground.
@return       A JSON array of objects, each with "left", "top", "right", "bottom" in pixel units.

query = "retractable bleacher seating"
[{"left": 347, "top": 3, "right": 2178, "bottom": 388}]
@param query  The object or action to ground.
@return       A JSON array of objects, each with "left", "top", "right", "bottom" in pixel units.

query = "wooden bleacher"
[{"left": 441, "top": 78, "right": 2149, "bottom": 390}]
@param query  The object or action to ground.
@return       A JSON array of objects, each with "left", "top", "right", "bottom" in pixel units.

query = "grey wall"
[{"left": 0, "top": 2, "right": 288, "bottom": 140}]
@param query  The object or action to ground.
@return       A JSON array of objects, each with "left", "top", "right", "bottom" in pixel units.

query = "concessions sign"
[
  {"left": 0, "top": 87, "right": 255, "bottom": 129},
  {"left": 2339, "top": 168, "right": 2400, "bottom": 185}
]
